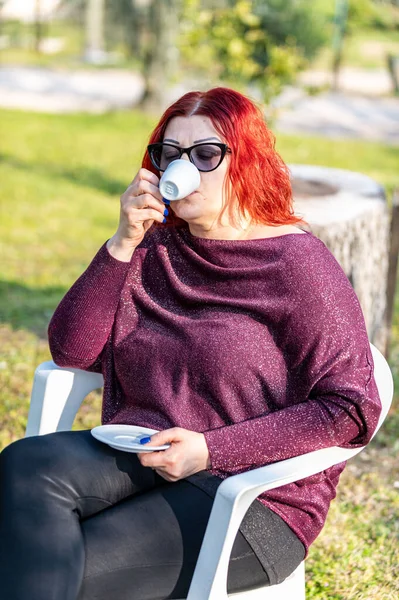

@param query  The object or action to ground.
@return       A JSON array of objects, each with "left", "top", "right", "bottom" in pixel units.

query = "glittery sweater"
[{"left": 48, "top": 224, "right": 382, "bottom": 556}]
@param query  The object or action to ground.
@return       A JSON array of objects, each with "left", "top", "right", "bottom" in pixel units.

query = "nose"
[{"left": 180, "top": 151, "right": 191, "bottom": 162}]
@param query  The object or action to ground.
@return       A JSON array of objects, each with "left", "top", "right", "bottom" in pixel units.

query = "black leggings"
[{"left": 0, "top": 430, "right": 289, "bottom": 600}]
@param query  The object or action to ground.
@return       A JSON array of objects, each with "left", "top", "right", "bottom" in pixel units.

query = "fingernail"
[
  {"left": 163, "top": 198, "right": 170, "bottom": 205},
  {"left": 162, "top": 217, "right": 167, "bottom": 223},
  {"left": 140, "top": 436, "right": 152, "bottom": 445},
  {"left": 163, "top": 208, "right": 169, "bottom": 216}
]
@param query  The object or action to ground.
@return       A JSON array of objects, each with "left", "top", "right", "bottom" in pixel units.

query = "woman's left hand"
[{"left": 137, "top": 428, "right": 211, "bottom": 482}]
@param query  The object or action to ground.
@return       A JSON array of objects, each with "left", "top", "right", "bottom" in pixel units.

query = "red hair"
[{"left": 141, "top": 86, "right": 308, "bottom": 231}]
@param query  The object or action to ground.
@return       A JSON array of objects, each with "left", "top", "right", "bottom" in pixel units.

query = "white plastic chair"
[{"left": 26, "top": 343, "right": 393, "bottom": 600}]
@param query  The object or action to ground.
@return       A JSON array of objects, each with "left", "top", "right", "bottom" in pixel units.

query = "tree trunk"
[
  {"left": 289, "top": 164, "right": 391, "bottom": 356},
  {"left": 385, "top": 189, "right": 399, "bottom": 360},
  {"left": 139, "top": 0, "right": 180, "bottom": 113},
  {"left": 125, "top": 1, "right": 144, "bottom": 58},
  {"left": 331, "top": 0, "right": 348, "bottom": 92},
  {"left": 84, "top": 0, "right": 106, "bottom": 64},
  {"left": 34, "top": 0, "right": 43, "bottom": 53}
]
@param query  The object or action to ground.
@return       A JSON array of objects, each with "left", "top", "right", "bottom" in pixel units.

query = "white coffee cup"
[{"left": 159, "top": 159, "right": 201, "bottom": 201}]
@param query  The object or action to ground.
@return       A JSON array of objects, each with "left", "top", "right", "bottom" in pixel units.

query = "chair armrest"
[
  {"left": 186, "top": 445, "right": 364, "bottom": 600},
  {"left": 186, "top": 342, "right": 394, "bottom": 600},
  {"left": 25, "top": 361, "right": 104, "bottom": 437}
]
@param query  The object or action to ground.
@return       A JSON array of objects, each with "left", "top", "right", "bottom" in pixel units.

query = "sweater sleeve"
[
  {"left": 48, "top": 241, "right": 131, "bottom": 372},
  {"left": 203, "top": 240, "right": 382, "bottom": 471}
]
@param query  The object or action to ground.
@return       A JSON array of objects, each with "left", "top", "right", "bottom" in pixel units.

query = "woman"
[{"left": 0, "top": 87, "right": 382, "bottom": 600}]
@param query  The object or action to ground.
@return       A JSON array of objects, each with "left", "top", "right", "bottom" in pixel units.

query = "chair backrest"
[{"left": 369, "top": 343, "right": 393, "bottom": 439}]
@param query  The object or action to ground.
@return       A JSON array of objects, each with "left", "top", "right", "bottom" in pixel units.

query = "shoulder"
[
  {"left": 286, "top": 232, "right": 345, "bottom": 280},
  {"left": 283, "top": 236, "right": 369, "bottom": 360},
  {"left": 285, "top": 233, "right": 363, "bottom": 316}
]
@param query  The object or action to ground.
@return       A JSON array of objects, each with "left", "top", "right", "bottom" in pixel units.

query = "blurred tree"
[
  {"left": 84, "top": 0, "right": 105, "bottom": 63},
  {"left": 347, "top": 0, "right": 381, "bottom": 28},
  {"left": 58, "top": 0, "right": 91, "bottom": 52},
  {"left": 363, "top": 0, "right": 399, "bottom": 29},
  {"left": 106, "top": 0, "right": 148, "bottom": 58},
  {"left": 60, "top": 0, "right": 106, "bottom": 63},
  {"left": 59, "top": 0, "right": 179, "bottom": 109},
  {"left": 64, "top": 1, "right": 394, "bottom": 107},
  {"left": 332, "top": 0, "right": 348, "bottom": 91},
  {"left": 34, "top": 0, "right": 46, "bottom": 53},
  {"left": 59, "top": 0, "right": 86, "bottom": 18},
  {"left": 330, "top": 0, "right": 399, "bottom": 89},
  {"left": 139, "top": 0, "right": 180, "bottom": 111},
  {"left": 179, "top": 0, "right": 330, "bottom": 103},
  {"left": 105, "top": 0, "right": 180, "bottom": 111},
  {"left": 253, "top": 0, "right": 330, "bottom": 60}
]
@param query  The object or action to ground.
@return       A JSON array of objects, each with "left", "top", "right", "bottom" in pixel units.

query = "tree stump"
[{"left": 289, "top": 164, "right": 391, "bottom": 355}]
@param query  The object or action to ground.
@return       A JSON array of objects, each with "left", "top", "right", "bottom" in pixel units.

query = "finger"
[
  {"left": 128, "top": 206, "right": 166, "bottom": 224},
  {"left": 141, "top": 427, "right": 181, "bottom": 447},
  {"left": 136, "top": 194, "right": 168, "bottom": 214},
  {"left": 131, "top": 168, "right": 160, "bottom": 188},
  {"left": 123, "top": 192, "right": 167, "bottom": 218},
  {"left": 137, "top": 450, "right": 168, "bottom": 469},
  {"left": 134, "top": 179, "right": 163, "bottom": 202}
]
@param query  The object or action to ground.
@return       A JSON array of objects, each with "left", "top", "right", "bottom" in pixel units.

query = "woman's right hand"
[{"left": 106, "top": 168, "right": 168, "bottom": 262}]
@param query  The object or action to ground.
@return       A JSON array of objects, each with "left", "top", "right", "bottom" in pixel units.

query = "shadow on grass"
[
  {"left": 0, "top": 152, "right": 125, "bottom": 196},
  {"left": 0, "top": 280, "right": 66, "bottom": 338}
]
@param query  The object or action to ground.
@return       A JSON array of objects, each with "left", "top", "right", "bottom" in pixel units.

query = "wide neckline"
[{"left": 178, "top": 224, "right": 312, "bottom": 244}]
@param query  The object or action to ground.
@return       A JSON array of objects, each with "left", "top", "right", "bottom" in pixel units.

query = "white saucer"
[{"left": 91, "top": 424, "right": 171, "bottom": 453}]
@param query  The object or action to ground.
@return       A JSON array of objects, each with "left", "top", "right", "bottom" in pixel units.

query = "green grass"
[{"left": 0, "top": 108, "right": 398, "bottom": 598}]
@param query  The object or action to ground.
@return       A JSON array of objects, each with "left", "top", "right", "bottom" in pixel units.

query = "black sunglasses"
[{"left": 147, "top": 142, "right": 232, "bottom": 173}]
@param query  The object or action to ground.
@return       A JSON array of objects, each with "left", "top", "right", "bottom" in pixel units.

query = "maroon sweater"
[{"left": 48, "top": 224, "right": 382, "bottom": 556}]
